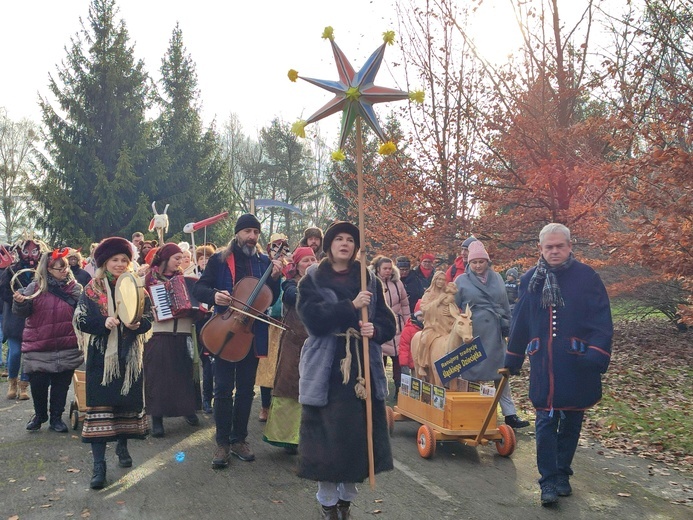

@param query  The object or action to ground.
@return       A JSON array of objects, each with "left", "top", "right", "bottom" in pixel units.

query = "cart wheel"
[
  {"left": 70, "top": 404, "right": 80, "bottom": 431},
  {"left": 495, "top": 424, "right": 516, "bottom": 457},
  {"left": 417, "top": 424, "right": 436, "bottom": 459},
  {"left": 386, "top": 406, "right": 394, "bottom": 436}
]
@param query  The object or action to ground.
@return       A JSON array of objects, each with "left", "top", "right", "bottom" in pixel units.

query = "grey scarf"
[{"left": 528, "top": 253, "right": 575, "bottom": 308}]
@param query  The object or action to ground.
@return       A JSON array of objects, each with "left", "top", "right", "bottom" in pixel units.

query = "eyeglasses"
[{"left": 49, "top": 266, "right": 69, "bottom": 272}]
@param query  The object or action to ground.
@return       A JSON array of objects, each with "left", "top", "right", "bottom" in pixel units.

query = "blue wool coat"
[{"left": 505, "top": 259, "right": 613, "bottom": 411}]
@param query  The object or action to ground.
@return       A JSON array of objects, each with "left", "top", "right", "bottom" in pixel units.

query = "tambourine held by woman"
[{"left": 115, "top": 272, "right": 145, "bottom": 324}]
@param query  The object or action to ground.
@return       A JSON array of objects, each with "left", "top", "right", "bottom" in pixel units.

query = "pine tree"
[
  {"left": 32, "top": 0, "right": 156, "bottom": 245},
  {"left": 153, "top": 23, "right": 224, "bottom": 237}
]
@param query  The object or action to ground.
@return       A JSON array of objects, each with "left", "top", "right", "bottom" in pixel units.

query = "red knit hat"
[{"left": 420, "top": 253, "right": 435, "bottom": 262}]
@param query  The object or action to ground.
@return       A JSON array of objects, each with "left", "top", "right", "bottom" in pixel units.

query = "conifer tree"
[
  {"left": 32, "top": 0, "right": 156, "bottom": 245},
  {"left": 153, "top": 23, "right": 224, "bottom": 234}
]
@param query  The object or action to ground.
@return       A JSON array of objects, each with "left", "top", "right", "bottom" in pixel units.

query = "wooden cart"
[
  {"left": 69, "top": 369, "right": 87, "bottom": 430},
  {"left": 387, "top": 370, "right": 516, "bottom": 459}
]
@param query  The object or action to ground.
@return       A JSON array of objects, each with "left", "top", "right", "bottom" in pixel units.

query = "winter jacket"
[
  {"left": 505, "top": 259, "right": 613, "bottom": 411},
  {"left": 375, "top": 266, "right": 410, "bottom": 357},
  {"left": 193, "top": 243, "right": 280, "bottom": 357},
  {"left": 445, "top": 255, "right": 467, "bottom": 283},
  {"left": 454, "top": 268, "right": 511, "bottom": 381},
  {"left": 270, "top": 277, "right": 305, "bottom": 400},
  {"left": 398, "top": 317, "right": 422, "bottom": 369},
  {"left": 296, "top": 260, "right": 396, "bottom": 483},
  {"left": 14, "top": 281, "right": 81, "bottom": 353},
  {"left": 0, "top": 264, "right": 33, "bottom": 340},
  {"left": 297, "top": 261, "right": 395, "bottom": 407},
  {"left": 401, "top": 271, "right": 425, "bottom": 310}
]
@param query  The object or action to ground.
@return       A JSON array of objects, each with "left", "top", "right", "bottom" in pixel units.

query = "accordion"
[{"left": 148, "top": 276, "right": 204, "bottom": 322}]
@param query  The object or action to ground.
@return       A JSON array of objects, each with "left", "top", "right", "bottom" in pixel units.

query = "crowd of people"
[{"left": 0, "top": 218, "right": 611, "bottom": 514}]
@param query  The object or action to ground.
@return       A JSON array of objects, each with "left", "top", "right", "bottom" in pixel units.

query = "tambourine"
[
  {"left": 11, "top": 268, "right": 40, "bottom": 300},
  {"left": 115, "top": 272, "right": 145, "bottom": 324}
]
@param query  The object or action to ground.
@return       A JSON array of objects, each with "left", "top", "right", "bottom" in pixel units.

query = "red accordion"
[{"left": 149, "top": 276, "right": 203, "bottom": 321}]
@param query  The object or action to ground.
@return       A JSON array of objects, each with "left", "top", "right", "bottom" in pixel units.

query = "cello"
[{"left": 200, "top": 242, "right": 288, "bottom": 362}]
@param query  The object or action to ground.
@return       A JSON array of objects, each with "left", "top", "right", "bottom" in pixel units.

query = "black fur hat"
[{"left": 323, "top": 221, "right": 360, "bottom": 253}]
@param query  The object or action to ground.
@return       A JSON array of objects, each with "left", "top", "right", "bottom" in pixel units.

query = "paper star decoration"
[{"left": 289, "top": 27, "right": 424, "bottom": 158}]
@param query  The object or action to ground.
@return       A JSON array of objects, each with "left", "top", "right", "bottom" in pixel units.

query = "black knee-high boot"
[{"left": 90, "top": 442, "right": 107, "bottom": 490}]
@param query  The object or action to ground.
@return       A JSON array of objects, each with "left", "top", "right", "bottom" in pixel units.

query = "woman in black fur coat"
[{"left": 297, "top": 221, "right": 396, "bottom": 520}]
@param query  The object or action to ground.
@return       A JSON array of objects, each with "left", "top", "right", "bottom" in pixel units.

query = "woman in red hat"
[
  {"left": 143, "top": 243, "right": 200, "bottom": 438},
  {"left": 262, "top": 246, "right": 317, "bottom": 454},
  {"left": 74, "top": 237, "right": 152, "bottom": 490}
]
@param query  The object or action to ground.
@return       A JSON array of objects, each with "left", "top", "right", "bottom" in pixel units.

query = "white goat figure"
[{"left": 149, "top": 201, "right": 170, "bottom": 244}]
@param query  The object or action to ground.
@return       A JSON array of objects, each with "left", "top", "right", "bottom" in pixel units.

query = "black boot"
[
  {"left": 90, "top": 460, "right": 106, "bottom": 490},
  {"left": 26, "top": 414, "right": 48, "bottom": 431},
  {"left": 49, "top": 414, "right": 68, "bottom": 433},
  {"left": 320, "top": 504, "right": 339, "bottom": 520},
  {"left": 336, "top": 500, "right": 351, "bottom": 520},
  {"left": 116, "top": 439, "right": 132, "bottom": 468},
  {"left": 151, "top": 416, "right": 164, "bottom": 437}
]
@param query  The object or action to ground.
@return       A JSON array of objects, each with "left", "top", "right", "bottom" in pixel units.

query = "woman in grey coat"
[{"left": 454, "top": 240, "right": 529, "bottom": 429}]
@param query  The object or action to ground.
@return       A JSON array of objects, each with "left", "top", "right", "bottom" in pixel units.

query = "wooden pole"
[{"left": 356, "top": 117, "right": 376, "bottom": 489}]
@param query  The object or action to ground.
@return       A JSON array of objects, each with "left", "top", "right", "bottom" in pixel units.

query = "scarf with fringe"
[
  {"left": 528, "top": 253, "right": 575, "bottom": 308},
  {"left": 75, "top": 276, "right": 145, "bottom": 395}
]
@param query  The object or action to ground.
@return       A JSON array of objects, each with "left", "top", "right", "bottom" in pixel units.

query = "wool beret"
[
  {"left": 152, "top": 243, "right": 183, "bottom": 267},
  {"left": 234, "top": 213, "right": 261, "bottom": 234},
  {"left": 93, "top": 237, "right": 133, "bottom": 268}
]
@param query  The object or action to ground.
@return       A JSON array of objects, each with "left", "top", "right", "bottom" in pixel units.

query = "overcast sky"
[{"left": 0, "top": 0, "right": 525, "bottom": 143}]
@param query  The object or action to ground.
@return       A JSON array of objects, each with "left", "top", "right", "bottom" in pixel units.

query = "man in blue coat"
[
  {"left": 193, "top": 214, "right": 282, "bottom": 469},
  {"left": 505, "top": 223, "right": 613, "bottom": 506}
]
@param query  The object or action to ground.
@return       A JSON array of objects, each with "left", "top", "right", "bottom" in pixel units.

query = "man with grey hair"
[{"left": 505, "top": 223, "right": 613, "bottom": 506}]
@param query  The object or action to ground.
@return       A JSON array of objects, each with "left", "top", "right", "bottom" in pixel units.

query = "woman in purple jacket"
[{"left": 13, "top": 248, "right": 84, "bottom": 432}]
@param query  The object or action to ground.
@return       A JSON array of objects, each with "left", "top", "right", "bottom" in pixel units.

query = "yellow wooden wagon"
[{"left": 387, "top": 369, "right": 516, "bottom": 459}]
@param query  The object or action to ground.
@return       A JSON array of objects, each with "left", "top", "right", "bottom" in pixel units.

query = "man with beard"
[
  {"left": 193, "top": 213, "right": 282, "bottom": 469},
  {"left": 298, "top": 226, "right": 325, "bottom": 259},
  {"left": 0, "top": 237, "right": 48, "bottom": 400}
]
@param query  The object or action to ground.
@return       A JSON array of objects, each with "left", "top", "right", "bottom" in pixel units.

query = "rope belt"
[{"left": 335, "top": 327, "right": 367, "bottom": 400}]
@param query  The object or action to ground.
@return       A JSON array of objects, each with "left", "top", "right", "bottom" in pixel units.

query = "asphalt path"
[{"left": 1, "top": 388, "right": 691, "bottom": 520}]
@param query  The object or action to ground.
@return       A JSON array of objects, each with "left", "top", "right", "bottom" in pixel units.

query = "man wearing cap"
[
  {"left": 299, "top": 226, "right": 326, "bottom": 259},
  {"left": 396, "top": 256, "right": 425, "bottom": 310},
  {"left": 411, "top": 253, "right": 436, "bottom": 289},
  {"left": 193, "top": 213, "right": 282, "bottom": 468},
  {"left": 445, "top": 235, "right": 477, "bottom": 283}
]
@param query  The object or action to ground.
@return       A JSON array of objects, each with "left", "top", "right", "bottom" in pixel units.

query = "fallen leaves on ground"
[{"left": 513, "top": 319, "right": 692, "bottom": 475}]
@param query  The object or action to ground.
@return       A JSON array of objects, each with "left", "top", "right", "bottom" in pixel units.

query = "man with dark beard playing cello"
[{"left": 193, "top": 213, "right": 282, "bottom": 468}]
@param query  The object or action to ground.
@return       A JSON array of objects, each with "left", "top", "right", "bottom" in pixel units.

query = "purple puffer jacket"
[{"left": 16, "top": 282, "right": 79, "bottom": 353}]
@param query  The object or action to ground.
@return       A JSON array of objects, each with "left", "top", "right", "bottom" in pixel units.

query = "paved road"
[{"left": 1, "top": 388, "right": 691, "bottom": 519}]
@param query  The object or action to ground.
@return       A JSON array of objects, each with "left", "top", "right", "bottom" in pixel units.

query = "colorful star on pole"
[{"left": 289, "top": 27, "right": 424, "bottom": 158}]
